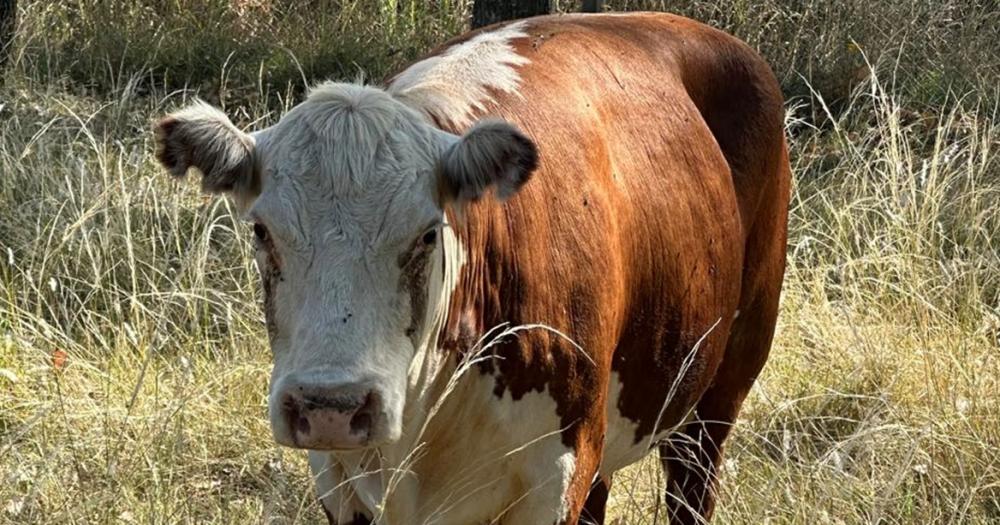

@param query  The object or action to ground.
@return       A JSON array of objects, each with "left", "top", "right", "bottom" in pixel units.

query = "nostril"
[
  {"left": 281, "top": 394, "right": 309, "bottom": 438},
  {"left": 350, "top": 412, "right": 372, "bottom": 435},
  {"left": 295, "top": 414, "right": 311, "bottom": 435},
  {"left": 349, "top": 392, "right": 378, "bottom": 436},
  {"left": 351, "top": 413, "right": 372, "bottom": 435}
]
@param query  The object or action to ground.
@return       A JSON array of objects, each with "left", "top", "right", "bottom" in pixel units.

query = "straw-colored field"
[{"left": 2, "top": 1, "right": 997, "bottom": 523}]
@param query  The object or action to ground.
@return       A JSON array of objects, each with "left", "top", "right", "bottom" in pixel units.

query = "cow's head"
[{"left": 154, "top": 83, "right": 537, "bottom": 450}]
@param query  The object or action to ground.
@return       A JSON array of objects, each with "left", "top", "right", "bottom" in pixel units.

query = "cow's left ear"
[
  {"left": 153, "top": 101, "right": 260, "bottom": 212},
  {"left": 437, "top": 119, "right": 539, "bottom": 204}
]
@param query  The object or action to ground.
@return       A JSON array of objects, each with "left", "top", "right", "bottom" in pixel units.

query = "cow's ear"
[
  {"left": 154, "top": 101, "right": 259, "bottom": 206},
  {"left": 437, "top": 119, "right": 538, "bottom": 205}
]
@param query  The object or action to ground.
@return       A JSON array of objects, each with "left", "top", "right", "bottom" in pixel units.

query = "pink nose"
[{"left": 276, "top": 382, "right": 380, "bottom": 450}]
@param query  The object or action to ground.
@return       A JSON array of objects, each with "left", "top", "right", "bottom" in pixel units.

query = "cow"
[{"left": 153, "top": 12, "right": 790, "bottom": 525}]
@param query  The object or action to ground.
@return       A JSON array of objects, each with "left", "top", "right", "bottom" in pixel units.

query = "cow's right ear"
[
  {"left": 436, "top": 119, "right": 538, "bottom": 206},
  {"left": 154, "top": 101, "right": 259, "bottom": 206}
]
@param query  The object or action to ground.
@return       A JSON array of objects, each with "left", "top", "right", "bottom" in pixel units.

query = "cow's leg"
[
  {"left": 659, "top": 296, "right": 781, "bottom": 522},
  {"left": 556, "top": 438, "right": 605, "bottom": 525},
  {"left": 495, "top": 432, "right": 604, "bottom": 525},
  {"left": 659, "top": 305, "right": 775, "bottom": 524},
  {"left": 659, "top": 301, "right": 774, "bottom": 523},
  {"left": 659, "top": 156, "right": 788, "bottom": 524},
  {"left": 580, "top": 473, "right": 612, "bottom": 525},
  {"left": 658, "top": 398, "right": 737, "bottom": 525},
  {"left": 309, "top": 451, "right": 374, "bottom": 525}
]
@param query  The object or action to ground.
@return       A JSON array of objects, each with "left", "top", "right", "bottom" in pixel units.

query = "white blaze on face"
[
  {"left": 389, "top": 20, "right": 531, "bottom": 129},
  {"left": 251, "top": 84, "right": 453, "bottom": 447}
]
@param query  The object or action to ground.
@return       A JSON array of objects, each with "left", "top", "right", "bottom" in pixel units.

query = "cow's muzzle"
[{"left": 271, "top": 378, "right": 384, "bottom": 450}]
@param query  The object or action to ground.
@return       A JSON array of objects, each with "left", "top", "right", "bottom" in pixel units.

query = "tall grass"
[
  {"left": 8, "top": 1, "right": 467, "bottom": 108},
  {"left": 603, "top": 0, "right": 1000, "bottom": 109},
  {"left": 7, "top": 1, "right": 997, "bottom": 109},
  {"left": 1, "top": 1, "right": 998, "bottom": 523}
]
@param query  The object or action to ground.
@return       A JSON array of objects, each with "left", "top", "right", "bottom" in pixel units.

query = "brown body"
[{"left": 412, "top": 13, "right": 790, "bottom": 524}]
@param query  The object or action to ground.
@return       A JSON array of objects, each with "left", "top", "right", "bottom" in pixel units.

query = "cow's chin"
[{"left": 273, "top": 424, "right": 398, "bottom": 452}]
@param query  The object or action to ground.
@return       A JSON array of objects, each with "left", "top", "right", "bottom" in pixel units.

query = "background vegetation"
[{"left": 1, "top": 1, "right": 998, "bottom": 523}]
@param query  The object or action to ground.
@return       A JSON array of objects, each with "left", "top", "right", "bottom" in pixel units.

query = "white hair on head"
[
  {"left": 388, "top": 21, "right": 531, "bottom": 129},
  {"left": 275, "top": 82, "right": 440, "bottom": 196}
]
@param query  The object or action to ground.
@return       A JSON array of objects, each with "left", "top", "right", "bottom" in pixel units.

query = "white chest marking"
[
  {"left": 601, "top": 371, "right": 692, "bottom": 473},
  {"left": 313, "top": 359, "right": 577, "bottom": 524}
]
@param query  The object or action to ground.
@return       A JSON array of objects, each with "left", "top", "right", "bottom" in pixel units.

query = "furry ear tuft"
[
  {"left": 438, "top": 119, "right": 538, "bottom": 204},
  {"left": 153, "top": 101, "right": 258, "bottom": 196}
]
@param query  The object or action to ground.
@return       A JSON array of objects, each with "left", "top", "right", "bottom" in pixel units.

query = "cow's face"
[{"left": 154, "top": 83, "right": 537, "bottom": 450}]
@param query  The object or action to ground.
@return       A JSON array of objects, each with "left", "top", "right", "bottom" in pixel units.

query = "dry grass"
[{"left": 1, "top": 1, "right": 998, "bottom": 524}]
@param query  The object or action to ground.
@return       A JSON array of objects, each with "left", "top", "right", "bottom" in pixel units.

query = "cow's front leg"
[
  {"left": 309, "top": 451, "right": 374, "bottom": 525},
  {"left": 499, "top": 438, "right": 602, "bottom": 525}
]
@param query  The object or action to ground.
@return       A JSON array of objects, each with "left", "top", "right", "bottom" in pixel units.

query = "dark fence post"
[{"left": 471, "top": 0, "right": 551, "bottom": 29}]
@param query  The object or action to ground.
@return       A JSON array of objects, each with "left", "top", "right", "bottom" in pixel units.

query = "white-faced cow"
[{"left": 154, "top": 12, "right": 790, "bottom": 525}]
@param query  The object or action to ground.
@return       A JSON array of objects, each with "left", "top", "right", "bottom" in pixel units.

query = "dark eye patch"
[
  {"left": 400, "top": 228, "right": 438, "bottom": 339},
  {"left": 253, "top": 222, "right": 281, "bottom": 340}
]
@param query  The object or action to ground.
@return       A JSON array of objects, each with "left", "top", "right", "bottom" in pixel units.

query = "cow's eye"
[
  {"left": 421, "top": 228, "right": 437, "bottom": 246},
  {"left": 253, "top": 223, "right": 269, "bottom": 243}
]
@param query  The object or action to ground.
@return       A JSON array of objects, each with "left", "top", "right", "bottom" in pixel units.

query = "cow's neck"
[
  {"left": 340, "top": 205, "right": 504, "bottom": 519},
  {"left": 403, "top": 202, "right": 502, "bottom": 424}
]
